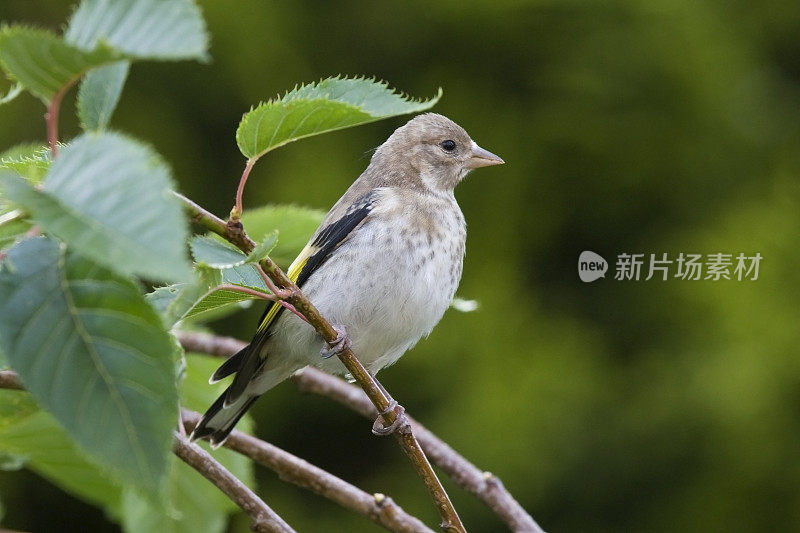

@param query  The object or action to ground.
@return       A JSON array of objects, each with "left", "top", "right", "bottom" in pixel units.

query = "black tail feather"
[{"left": 189, "top": 388, "right": 259, "bottom": 447}]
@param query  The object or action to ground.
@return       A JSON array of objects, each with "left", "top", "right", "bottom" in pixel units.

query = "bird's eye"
[{"left": 440, "top": 139, "right": 456, "bottom": 152}]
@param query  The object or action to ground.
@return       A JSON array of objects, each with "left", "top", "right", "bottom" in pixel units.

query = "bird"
[{"left": 190, "top": 112, "right": 504, "bottom": 447}]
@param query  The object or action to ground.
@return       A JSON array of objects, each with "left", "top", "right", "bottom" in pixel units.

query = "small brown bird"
[{"left": 191, "top": 113, "right": 504, "bottom": 446}]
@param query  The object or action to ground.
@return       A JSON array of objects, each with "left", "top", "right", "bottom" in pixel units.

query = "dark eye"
[{"left": 440, "top": 139, "right": 456, "bottom": 152}]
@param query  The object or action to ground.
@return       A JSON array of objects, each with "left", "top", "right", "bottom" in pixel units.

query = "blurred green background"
[{"left": 2, "top": 0, "right": 800, "bottom": 531}]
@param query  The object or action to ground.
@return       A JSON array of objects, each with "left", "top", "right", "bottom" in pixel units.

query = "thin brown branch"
[
  {"left": 293, "top": 368, "right": 545, "bottom": 533},
  {"left": 178, "top": 195, "right": 465, "bottom": 532},
  {"left": 177, "top": 331, "right": 544, "bottom": 532},
  {"left": 181, "top": 409, "right": 434, "bottom": 533},
  {"left": 173, "top": 432, "right": 295, "bottom": 533}
]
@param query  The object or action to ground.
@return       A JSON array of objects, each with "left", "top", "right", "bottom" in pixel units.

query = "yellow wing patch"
[{"left": 256, "top": 244, "right": 316, "bottom": 332}]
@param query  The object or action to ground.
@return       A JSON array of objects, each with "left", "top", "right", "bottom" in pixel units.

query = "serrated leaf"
[
  {"left": 0, "top": 237, "right": 179, "bottom": 497},
  {"left": 190, "top": 235, "right": 248, "bottom": 269},
  {"left": 78, "top": 61, "right": 129, "bottom": 131},
  {"left": 237, "top": 76, "right": 441, "bottom": 159},
  {"left": 147, "top": 268, "right": 221, "bottom": 327},
  {"left": 66, "top": 0, "right": 209, "bottom": 62},
  {"left": 241, "top": 205, "right": 324, "bottom": 267},
  {"left": 0, "top": 27, "right": 123, "bottom": 102},
  {"left": 0, "top": 132, "right": 192, "bottom": 282},
  {"left": 246, "top": 230, "right": 278, "bottom": 263},
  {"left": 0, "top": 82, "right": 22, "bottom": 105},
  {"left": 0, "top": 143, "right": 51, "bottom": 182},
  {"left": 0, "top": 390, "right": 123, "bottom": 514}
]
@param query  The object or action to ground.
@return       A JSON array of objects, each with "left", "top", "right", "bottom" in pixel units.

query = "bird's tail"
[{"left": 189, "top": 389, "right": 259, "bottom": 448}]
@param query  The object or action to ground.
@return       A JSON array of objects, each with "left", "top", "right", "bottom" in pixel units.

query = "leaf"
[
  {"left": 0, "top": 390, "right": 123, "bottom": 514},
  {"left": 78, "top": 61, "right": 129, "bottom": 131},
  {"left": 190, "top": 235, "right": 248, "bottom": 269},
  {"left": 0, "top": 132, "right": 192, "bottom": 282},
  {"left": 236, "top": 76, "right": 441, "bottom": 159},
  {"left": 0, "top": 26, "right": 123, "bottom": 102},
  {"left": 241, "top": 205, "right": 324, "bottom": 266},
  {"left": 146, "top": 268, "right": 222, "bottom": 327},
  {"left": 0, "top": 143, "right": 51, "bottom": 182},
  {"left": 0, "top": 237, "right": 179, "bottom": 497},
  {"left": 65, "top": 0, "right": 210, "bottom": 62},
  {"left": 0, "top": 82, "right": 22, "bottom": 105},
  {"left": 246, "top": 230, "right": 279, "bottom": 264},
  {"left": 121, "top": 354, "right": 256, "bottom": 533}
]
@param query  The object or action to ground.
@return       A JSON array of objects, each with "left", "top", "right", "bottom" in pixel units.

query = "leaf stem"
[
  {"left": 231, "top": 158, "right": 256, "bottom": 221},
  {"left": 215, "top": 283, "right": 274, "bottom": 301},
  {"left": 46, "top": 82, "right": 74, "bottom": 158}
]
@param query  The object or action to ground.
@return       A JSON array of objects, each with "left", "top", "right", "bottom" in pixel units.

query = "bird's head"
[{"left": 373, "top": 113, "right": 504, "bottom": 192}]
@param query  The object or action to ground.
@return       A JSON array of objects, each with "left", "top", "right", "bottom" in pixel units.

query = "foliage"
[{"left": 0, "top": 1, "right": 448, "bottom": 531}]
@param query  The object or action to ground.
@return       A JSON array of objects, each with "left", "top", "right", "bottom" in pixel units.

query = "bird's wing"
[{"left": 212, "top": 190, "right": 379, "bottom": 393}]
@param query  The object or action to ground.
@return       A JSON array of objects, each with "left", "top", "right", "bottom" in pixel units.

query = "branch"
[
  {"left": 178, "top": 195, "right": 465, "bottom": 532},
  {"left": 173, "top": 432, "right": 295, "bottom": 533},
  {"left": 177, "top": 331, "right": 545, "bottom": 533},
  {"left": 293, "top": 368, "right": 545, "bottom": 533},
  {"left": 0, "top": 369, "right": 294, "bottom": 532},
  {"left": 182, "top": 409, "right": 434, "bottom": 533}
]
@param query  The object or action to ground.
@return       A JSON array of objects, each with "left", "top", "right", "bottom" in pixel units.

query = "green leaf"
[
  {"left": 236, "top": 76, "right": 441, "bottom": 159},
  {"left": 0, "top": 390, "right": 123, "bottom": 514},
  {"left": 0, "top": 132, "right": 192, "bottom": 282},
  {"left": 0, "top": 82, "right": 22, "bottom": 105},
  {"left": 0, "top": 143, "right": 51, "bottom": 182},
  {"left": 120, "top": 353, "right": 255, "bottom": 533},
  {"left": 241, "top": 205, "right": 324, "bottom": 266},
  {"left": 147, "top": 268, "right": 222, "bottom": 327},
  {"left": 190, "top": 235, "right": 248, "bottom": 269},
  {"left": 0, "top": 26, "right": 123, "bottom": 103},
  {"left": 78, "top": 61, "right": 129, "bottom": 131},
  {"left": 0, "top": 237, "right": 179, "bottom": 497},
  {"left": 246, "top": 230, "right": 279, "bottom": 264},
  {"left": 65, "top": 0, "right": 210, "bottom": 62}
]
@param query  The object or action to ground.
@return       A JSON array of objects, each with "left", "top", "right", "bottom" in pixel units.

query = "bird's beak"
[{"left": 467, "top": 142, "right": 505, "bottom": 169}]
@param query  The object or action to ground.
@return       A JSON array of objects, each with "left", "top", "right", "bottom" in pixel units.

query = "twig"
[
  {"left": 181, "top": 409, "right": 434, "bottom": 533},
  {"left": 176, "top": 331, "right": 545, "bottom": 532},
  {"left": 173, "top": 432, "right": 295, "bottom": 533},
  {"left": 177, "top": 194, "right": 465, "bottom": 531}
]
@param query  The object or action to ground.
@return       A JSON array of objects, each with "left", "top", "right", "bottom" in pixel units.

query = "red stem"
[
  {"left": 46, "top": 83, "right": 72, "bottom": 158},
  {"left": 233, "top": 158, "right": 256, "bottom": 220}
]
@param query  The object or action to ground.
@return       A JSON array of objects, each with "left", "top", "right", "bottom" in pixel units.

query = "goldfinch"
[{"left": 191, "top": 113, "right": 503, "bottom": 446}]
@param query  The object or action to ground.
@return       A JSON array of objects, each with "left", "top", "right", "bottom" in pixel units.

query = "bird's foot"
[
  {"left": 320, "top": 324, "right": 351, "bottom": 359},
  {"left": 372, "top": 400, "right": 408, "bottom": 436}
]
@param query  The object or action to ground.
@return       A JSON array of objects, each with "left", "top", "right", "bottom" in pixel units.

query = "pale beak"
[{"left": 467, "top": 142, "right": 505, "bottom": 169}]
